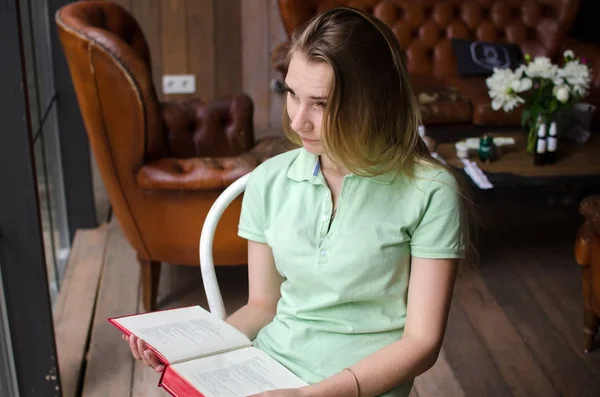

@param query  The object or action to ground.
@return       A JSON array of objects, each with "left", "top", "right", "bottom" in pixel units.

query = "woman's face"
[{"left": 285, "top": 52, "right": 333, "bottom": 155}]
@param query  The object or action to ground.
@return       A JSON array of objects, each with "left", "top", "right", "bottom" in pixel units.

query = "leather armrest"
[
  {"left": 136, "top": 154, "right": 259, "bottom": 192},
  {"left": 136, "top": 136, "right": 297, "bottom": 192},
  {"left": 561, "top": 38, "right": 600, "bottom": 88},
  {"left": 161, "top": 94, "right": 254, "bottom": 159}
]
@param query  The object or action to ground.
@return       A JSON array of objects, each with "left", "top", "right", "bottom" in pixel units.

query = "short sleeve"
[
  {"left": 238, "top": 167, "right": 268, "bottom": 243},
  {"left": 410, "top": 170, "right": 466, "bottom": 259}
]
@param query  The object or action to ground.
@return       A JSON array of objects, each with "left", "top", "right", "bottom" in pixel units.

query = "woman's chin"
[{"left": 301, "top": 140, "right": 324, "bottom": 155}]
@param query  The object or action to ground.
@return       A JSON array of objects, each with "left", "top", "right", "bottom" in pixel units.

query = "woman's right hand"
[{"left": 122, "top": 334, "right": 165, "bottom": 373}]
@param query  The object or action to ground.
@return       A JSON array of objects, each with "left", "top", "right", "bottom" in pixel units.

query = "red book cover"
[
  {"left": 159, "top": 366, "right": 205, "bottom": 397},
  {"left": 107, "top": 305, "right": 308, "bottom": 396}
]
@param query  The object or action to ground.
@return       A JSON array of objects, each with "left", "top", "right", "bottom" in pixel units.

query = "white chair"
[{"left": 199, "top": 172, "right": 251, "bottom": 320}]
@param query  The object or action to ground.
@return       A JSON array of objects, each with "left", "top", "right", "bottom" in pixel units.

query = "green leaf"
[{"left": 521, "top": 108, "right": 531, "bottom": 127}]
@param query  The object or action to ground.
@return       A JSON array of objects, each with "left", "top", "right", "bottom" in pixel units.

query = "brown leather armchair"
[
  {"left": 574, "top": 196, "right": 600, "bottom": 352},
  {"left": 55, "top": 1, "right": 295, "bottom": 311},
  {"left": 273, "top": 0, "right": 599, "bottom": 126}
]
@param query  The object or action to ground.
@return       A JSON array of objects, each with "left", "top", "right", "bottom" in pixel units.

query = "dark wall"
[{"left": 569, "top": 0, "right": 600, "bottom": 45}]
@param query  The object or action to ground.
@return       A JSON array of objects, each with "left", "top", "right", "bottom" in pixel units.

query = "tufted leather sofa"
[
  {"left": 575, "top": 195, "right": 600, "bottom": 352},
  {"left": 273, "top": 0, "right": 600, "bottom": 126},
  {"left": 55, "top": 1, "right": 296, "bottom": 311}
]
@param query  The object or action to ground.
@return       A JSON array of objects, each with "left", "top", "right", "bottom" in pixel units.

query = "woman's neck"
[{"left": 319, "top": 153, "right": 349, "bottom": 176}]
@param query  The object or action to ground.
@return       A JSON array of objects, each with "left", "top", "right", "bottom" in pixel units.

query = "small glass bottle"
[
  {"left": 478, "top": 134, "right": 495, "bottom": 163},
  {"left": 534, "top": 121, "right": 547, "bottom": 166},
  {"left": 547, "top": 121, "right": 557, "bottom": 165}
]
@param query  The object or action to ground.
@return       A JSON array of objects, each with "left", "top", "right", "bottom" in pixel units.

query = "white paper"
[
  {"left": 114, "top": 306, "right": 252, "bottom": 363},
  {"left": 461, "top": 159, "right": 493, "bottom": 190},
  {"left": 171, "top": 347, "right": 308, "bottom": 397}
]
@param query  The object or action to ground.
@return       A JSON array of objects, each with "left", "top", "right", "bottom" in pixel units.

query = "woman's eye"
[{"left": 316, "top": 101, "right": 326, "bottom": 108}]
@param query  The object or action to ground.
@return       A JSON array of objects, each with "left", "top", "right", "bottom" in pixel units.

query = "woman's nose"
[{"left": 290, "top": 107, "right": 313, "bottom": 132}]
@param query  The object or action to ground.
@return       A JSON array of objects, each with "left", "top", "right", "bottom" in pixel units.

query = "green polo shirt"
[{"left": 238, "top": 147, "right": 465, "bottom": 396}]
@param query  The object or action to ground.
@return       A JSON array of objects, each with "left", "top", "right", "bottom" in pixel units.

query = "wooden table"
[{"left": 436, "top": 132, "right": 600, "bottom": 187}]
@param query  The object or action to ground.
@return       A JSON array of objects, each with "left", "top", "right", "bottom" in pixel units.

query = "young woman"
[{"left": 125, "top": 7, "right": 474, "bottom": 397}]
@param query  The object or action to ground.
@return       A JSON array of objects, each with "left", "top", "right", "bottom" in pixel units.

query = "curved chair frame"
[{"left": 199, "top": 173, "right": 251, "bottom": 320}]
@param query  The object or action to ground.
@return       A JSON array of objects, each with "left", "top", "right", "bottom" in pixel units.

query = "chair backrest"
[
  {"left": 56, "top": 1, "right": 167, "bottom": 259},
  {"left": 199, "top": 173, "right": 251, "bottom": 320},
  {"left": 277, "top": 0, "right": 581, "bottom": 78}
]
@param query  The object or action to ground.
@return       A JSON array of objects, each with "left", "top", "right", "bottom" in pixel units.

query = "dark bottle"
[
  {"left": 534, "top": 121, "right": 547, "bottom": 166},
  {"left": 547, "top": 121, "right": 557, "bottom": 165},
  {"left": 478, "top": 134, "right": 495, "bottom": 163}
]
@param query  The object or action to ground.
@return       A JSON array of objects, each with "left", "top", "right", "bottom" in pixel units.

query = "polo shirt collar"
[
  {"left": 286, "top": 148, "right": 395, "bottom": 184},
  {"left": 287, "top": 148, "right": 322, "bottom": 184}
]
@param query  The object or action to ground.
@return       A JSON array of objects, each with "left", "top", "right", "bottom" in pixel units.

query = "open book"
[{"left": 108, "top": 305, "right": 308, "bottom": 397}]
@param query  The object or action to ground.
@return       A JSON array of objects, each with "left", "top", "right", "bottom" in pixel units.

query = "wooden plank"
[
  {"left": 455, "top": 270, "right": 558, "bottom": 396},
  {"left": 480, "top": 249, "right": 600, "bottom": 396},
  {"left": 187, "top": 0, "right": 215, "bottom": 100},
  {"left": 214, "top": 0, "right": 241, "bottom": 97},
  {"left": 268, "top": 0, "right": 286, "bottom": 136},
  {"left": 413, "top": 349, "right": 464, "bottom": 397},
  {"left": 441, "top": 298, "right": 511, "bottom": 397},
  {"left": 242, "top": 0, "right": 270, "bottom": 137},
  {"left": 81, "top": 221, "right": 141, "bottom": 397},
  {"left": 132, "top": 359, "right": 168, "bottom": 397},
  {"left": 130, "top": 0, "right": 163, "bottom": 101},
  {"left": 54, "top": 226, "right": 109, "bottom": 397},
  {"left": 511, "top": 251, "right": 600, "bottom": 377},
  {"left": 160, "top": 0, "right": 188, "bottom": 101}
]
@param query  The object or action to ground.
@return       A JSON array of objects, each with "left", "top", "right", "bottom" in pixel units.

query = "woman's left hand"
[{"left": 247, "top": 388, "right": 307, "bottom": 397}]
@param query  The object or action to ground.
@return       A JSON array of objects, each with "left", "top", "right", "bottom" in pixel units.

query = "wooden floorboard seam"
[{"left": 454, "top": 296, "right": 513, "bottom": 396}]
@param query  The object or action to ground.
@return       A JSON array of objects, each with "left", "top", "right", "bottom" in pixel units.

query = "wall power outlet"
[{"left": 162, "top": 74, "right": 196, "bottom": 94}]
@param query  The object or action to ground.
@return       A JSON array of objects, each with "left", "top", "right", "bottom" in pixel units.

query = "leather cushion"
[
  {"left": 278, "top": 0, "right": 581, "bottom": 79},
  {"left": 162, "top": 94, "right": 255, "bottom": 159},
  {"left": 445, "top": 76, "right": 522, "bottom": 125},
  {"left": 412, "top": 77, "right": 472, "bottom": 124},
  {"left": 136, "top": 136, "right": 298, "bottom": 192}
]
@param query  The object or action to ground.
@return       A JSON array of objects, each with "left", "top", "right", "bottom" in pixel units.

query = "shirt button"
[
  {"left": 320, "top": 249, "right": 327, "bottom": 257},
  {"left": 322, "top": 215, "right": 329, "bottom": 221}
]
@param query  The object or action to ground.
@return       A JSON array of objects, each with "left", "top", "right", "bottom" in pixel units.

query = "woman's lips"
[{"left": 300, "top": 136, "right": 319, "bottom": 144}]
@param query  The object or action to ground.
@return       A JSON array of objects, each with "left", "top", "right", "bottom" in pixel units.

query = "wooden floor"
[{"left": 53, "top": 189, "right": 600, "bottom": 397}]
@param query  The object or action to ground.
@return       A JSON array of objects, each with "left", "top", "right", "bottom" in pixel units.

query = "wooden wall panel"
[
  {"left": 215, "top": 0, "right": 242, "bottom": 97},
  {"left": 102, "top": 0, "right": 284, "bottom": 136},
  {"left": 186, "top": 0, "right": 216, "bottom": 100},
  {"left": 129, "top": 0, "right": 162, "bottom": 95},
  {"left": 242, "top": 0, "right": 271, "bottom": 138},
  {"left": 159, "top": 0, "right": 188, "bottom": 101}
]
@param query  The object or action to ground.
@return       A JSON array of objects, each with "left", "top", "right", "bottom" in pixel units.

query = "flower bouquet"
[{"left": 486, "top": 50, "right": 592, "bottom": 154}]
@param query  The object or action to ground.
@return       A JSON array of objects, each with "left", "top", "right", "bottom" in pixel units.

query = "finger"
[
  {"left": 137, "top": 338, "right": 150, "bottom": 366},
  {"left": 154, "top": 364, "right": 165, "bottom": 373},
  {"left": 129, "top": 335, "right": 141, "bottom": 360},
  {"left": 145, "top": 350, "right": 161, "bottom": 369}
]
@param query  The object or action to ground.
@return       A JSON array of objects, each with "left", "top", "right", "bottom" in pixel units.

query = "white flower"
[
  {"left": 564, "top": 49, "right": 575, "bottom": 59},
  {"left": 554, "top": 85, "right": 570, "bottom": 103},
  {"left": 558, "top": 60, "right": 591, "bottom": 97},
  {"left": 525, "top": 56, "right": 558, "bottom": 79},
  {"left": 486, "top": 68, "right": 526, "bottom": 112}
]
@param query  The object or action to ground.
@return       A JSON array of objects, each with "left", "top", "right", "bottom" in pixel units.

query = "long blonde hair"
[{"left": 282, "top": 7, "right": 479, "bottom": 268}]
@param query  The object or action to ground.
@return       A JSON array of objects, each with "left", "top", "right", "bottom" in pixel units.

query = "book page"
[
  {"left": 113, "top": 306, "right": 252, "bottom": 364},
  {"left": 171, "top": 347, "right": 308, "bottom": 397}
]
